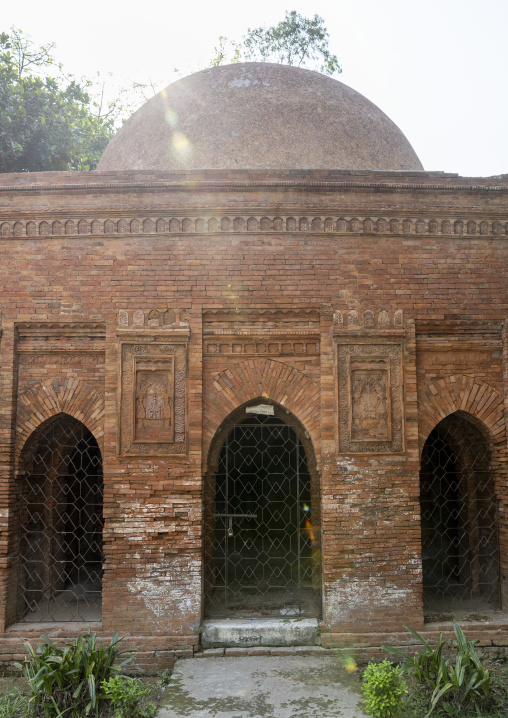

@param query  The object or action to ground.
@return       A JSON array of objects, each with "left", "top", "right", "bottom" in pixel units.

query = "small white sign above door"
[{"left": 245, "top": 404, "right": 274, "bottom": 416}]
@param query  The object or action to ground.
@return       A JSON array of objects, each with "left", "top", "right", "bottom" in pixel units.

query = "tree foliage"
[
  {"left": 0, "top": 28, "right": 121, "bottom": 172},
  {"left": 211, "top": 11, "right": 341, "bottom": 76},
  {"left": 210, "top": 36, "right": 242, "bottom": 67},
  {"left": 0, "top": 17, "right": 341, "bottom": 174}
]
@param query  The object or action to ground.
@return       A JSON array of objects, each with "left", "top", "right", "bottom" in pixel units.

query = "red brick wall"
[{"left": 0, "top": 169, "right": 507, "bottom": 667}]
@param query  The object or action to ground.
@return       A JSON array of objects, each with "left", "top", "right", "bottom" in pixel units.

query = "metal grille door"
[
  {"left": 205, "top": 416, "right": 320, "bottom": 618},
  {"left": 18, "top": 416, "right": 103, "bottom": 622},
  {"left": 420, "top": 413, "right": 499, "bottom": 619}
]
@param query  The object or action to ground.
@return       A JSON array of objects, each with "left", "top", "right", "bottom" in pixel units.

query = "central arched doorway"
[{"left": 204, "top": 402, "right": 321, "bottom": 619}]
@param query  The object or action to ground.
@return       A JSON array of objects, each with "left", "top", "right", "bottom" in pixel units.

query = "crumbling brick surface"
[{"left": 0, "top": 169, "right": 507, "bottom": 669}]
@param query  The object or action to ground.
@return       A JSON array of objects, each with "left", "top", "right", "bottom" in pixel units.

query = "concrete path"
[{"left": 157, "top": 654, "right": 368, "bottom": 718}]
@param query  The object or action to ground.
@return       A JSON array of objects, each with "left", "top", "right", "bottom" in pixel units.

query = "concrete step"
[{"left": 201, "top": 618, "right": 320, "bottom": 648}]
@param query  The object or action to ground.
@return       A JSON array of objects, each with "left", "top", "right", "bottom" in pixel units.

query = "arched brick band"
[
  {"left": 419, "top": 374, "right": 505, "bottom": 448},
  {"left": 16, "top": 377, "right": 104, "bottom": 453},
  {"left": 203, "top": 358, "right": 320, "bottom": 463}
]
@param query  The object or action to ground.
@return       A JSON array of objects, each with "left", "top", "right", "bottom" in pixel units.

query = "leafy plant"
[
  {"left": 361, "top": 659, "right": 407, "bottom": 717},
  {"left": 14, "top": 627, "right": 134, "bottom": 717},
  {"left": 442, "top": 624, "right": 491, "bottom": 709},
  {"left": 158, "top": 668, "right": 172, "bottom": 687},
  {"left": 102, "top": 675, "right": 156, "bottom": 718},
  {"left": 383, "top": 626, "right": 449, "bottom": 692},
  {"left": 140, "top": 703, "right": 157, "bottom": 718},
  {"left": 383, "top": 623, "right": 494, "bottom": 717}
]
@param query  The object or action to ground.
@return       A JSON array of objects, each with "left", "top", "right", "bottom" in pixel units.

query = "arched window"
[
  {"left": 17, "top": 414, "right": 103, "bottom": 623},
  {"left": 420, "top": 412, "right": 499, "bottom": 619}
]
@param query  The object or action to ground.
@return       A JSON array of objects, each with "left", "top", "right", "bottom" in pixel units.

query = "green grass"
[{"left": 0, "top": 685, "right": 29, "bottom": 718}]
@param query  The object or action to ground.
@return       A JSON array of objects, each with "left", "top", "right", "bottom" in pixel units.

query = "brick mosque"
[{"left": 0, "top": 62, "right": 507, "bottom": 669}]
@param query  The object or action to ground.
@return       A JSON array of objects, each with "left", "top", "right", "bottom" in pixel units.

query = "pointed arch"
[
  {"left": 203, "top": 358, "right": 320, "bottom": 467},
  {"left": 206, "top": 397, "right": 317, "bottom": 478},
  {"left": 418, "top": 375, "right": 504, "bottom": 451},
  {"left": 16, "top": 378, "right": 104, "bottom": 456}
]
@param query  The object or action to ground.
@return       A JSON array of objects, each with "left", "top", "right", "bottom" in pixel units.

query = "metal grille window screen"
[
  {"left": 420, "top": 412, "right": 500, "bottom": 621},
  {"left": 205, "top": 416, "right": 321, "bottom": 618},
  {"left": 18, "top": 415, "right": 103, "bottom": 622}
]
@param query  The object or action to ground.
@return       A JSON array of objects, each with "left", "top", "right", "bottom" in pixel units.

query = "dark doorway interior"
[
  {"left": 420, "top": 412, "right": 499, "bottom": 621},
  {"left": 18, "top": 414, "right": 103, "bottom": 622},
  {"left": 205, "top": 414, "right": 321, "bottom": 618}
]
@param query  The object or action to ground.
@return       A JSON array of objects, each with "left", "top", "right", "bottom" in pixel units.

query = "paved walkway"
[{"left": 157, "top": 654, "right": 368, "bottom": 718}]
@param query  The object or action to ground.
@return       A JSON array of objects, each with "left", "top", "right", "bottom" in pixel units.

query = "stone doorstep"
[
  {"left": 197, "top": 645, "right": 331, "bottom": 658},
  {"left": 200, "top": 618, "right": 320, "bottom": 649}
]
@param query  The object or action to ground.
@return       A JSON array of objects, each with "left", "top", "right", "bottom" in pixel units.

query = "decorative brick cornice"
[
  {"left": 1, "top": 179, "right": 508, "bottom": 192},
  {"left": 16, "top": 322, "right": 105, "bottom": 337},
  {"left": 2, "top": 215, "right": 508, "bottom": 239}
]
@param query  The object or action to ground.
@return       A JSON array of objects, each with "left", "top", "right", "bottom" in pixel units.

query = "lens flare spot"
[
  {"left": 170, "top": 131, "right": 192, "bottom": 163},
  {"left": 165, "top": 109, "right": 178, "bottom": 128},
  {"left": 303, "top": 518, "right": 315, "bottom": 542},
  {"left": 341, "top": 655, "right": 358, "bottom": 672}
]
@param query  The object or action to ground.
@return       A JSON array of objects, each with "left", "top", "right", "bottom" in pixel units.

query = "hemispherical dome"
[{"left": 98, "top": 63, "right": 423, "bottom": 172}]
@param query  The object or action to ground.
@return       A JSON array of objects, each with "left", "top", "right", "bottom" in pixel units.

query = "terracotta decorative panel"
[
  {"left": 119, "top": 342, "right": 187, "bottom": 455},
  {"left": 338, "top": 343, "right": 403, "bottom": 453},
  {"left": 135, "top": 360, "right": 174, "bottom": 442}
]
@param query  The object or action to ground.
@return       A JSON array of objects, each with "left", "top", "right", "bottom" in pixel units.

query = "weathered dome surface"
[{"left": 98, "top": 63, "right": 423, "bottom": 172}]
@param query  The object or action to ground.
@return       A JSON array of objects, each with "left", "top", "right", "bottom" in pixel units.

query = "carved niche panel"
[
  {"left": 119, "top": 342, "right": 187, "bottom": 455},
  {"left": 135, "top": 360, "right": 174, "bottom": 442},
  {"left": 338, "top": 343, "right": 403, "bottom": 453}
]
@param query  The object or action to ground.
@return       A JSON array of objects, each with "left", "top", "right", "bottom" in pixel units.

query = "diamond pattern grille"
[
  {"left": 204, "top": 416, "right": 321, "bottom": 618},
  {"left": 18, "top": 416, "right": 103, "bottom": 622},
  {"left": 420, "top": 413, "right": 500, "bottom": 618}
]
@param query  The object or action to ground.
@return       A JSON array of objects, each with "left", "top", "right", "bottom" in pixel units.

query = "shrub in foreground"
[
  {"left": 361, "top": 659, "right": 407, "bottom": 717},
  {"left": 101, "top": 675, "right": 157, "bottom": 718}
]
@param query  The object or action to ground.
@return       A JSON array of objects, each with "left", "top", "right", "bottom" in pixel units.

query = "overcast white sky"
[{"left": 5, "top": 0, "right": 508, "bottom": 176}]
